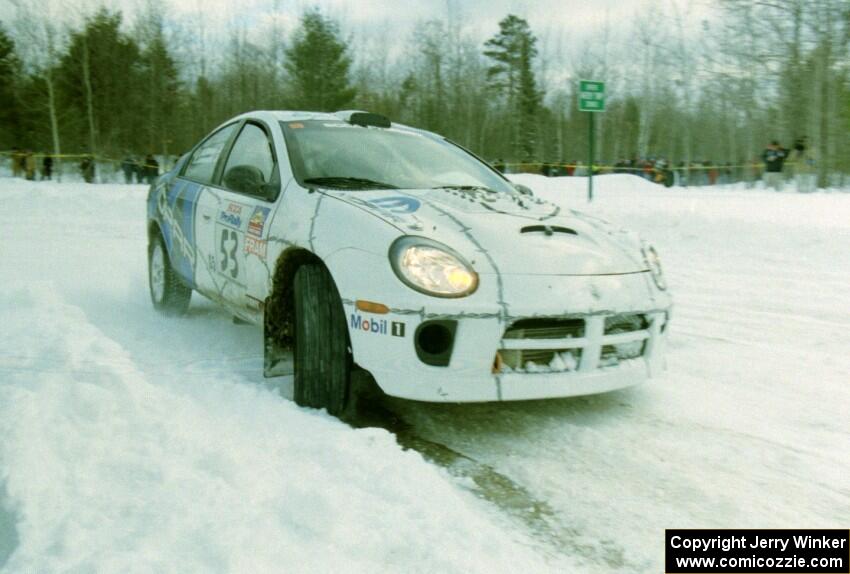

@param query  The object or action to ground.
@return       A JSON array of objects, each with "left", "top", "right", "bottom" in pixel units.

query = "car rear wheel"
[
  {"left": 293, "top": 263, "right": 350, "bottom": 415},
  {"left": 148, "top": 233, "right": 192, "bottom": 315}
]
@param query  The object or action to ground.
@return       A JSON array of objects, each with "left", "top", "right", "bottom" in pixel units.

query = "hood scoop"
[{"left": 520, "top": 225, "right": 578, "bottom": 237}]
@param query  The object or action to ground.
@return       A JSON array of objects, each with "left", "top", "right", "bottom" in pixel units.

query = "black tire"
[
  {"left": 148, "top": 233, "right": 192, "bottom": 315},
  {"left": 293, "top": 263, "right": 351, "bottom": 415}
]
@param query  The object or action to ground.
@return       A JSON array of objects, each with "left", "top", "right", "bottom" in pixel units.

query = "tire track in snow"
[{"left": 343, "top": 381, "right": 638, "bottom": 571}]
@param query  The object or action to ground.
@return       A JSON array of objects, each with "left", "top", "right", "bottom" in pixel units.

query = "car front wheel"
[
  {"left": 293, "top": 263, "right": 351, "bottom": 415},
  {"left": 148, "top": 233, "right": 192, "bottom": 315}
]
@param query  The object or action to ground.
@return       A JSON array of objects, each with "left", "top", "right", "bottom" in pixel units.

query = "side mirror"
[
  {"left": 260, "top": 181, "right": 280, "bottom": 200},
  {"left": 514, "top": 183, "right": 534, "bottom": 197},
  {"left": 223, "top": 165, "right": 266, "bottom": 197}
]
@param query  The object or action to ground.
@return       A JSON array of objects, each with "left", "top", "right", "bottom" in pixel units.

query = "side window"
[
  {"left": 183, "top": 123, "right": 239, "bottom": 184},
  {"left": 221, "top": 123, "right": 276, "bottom": 197}
]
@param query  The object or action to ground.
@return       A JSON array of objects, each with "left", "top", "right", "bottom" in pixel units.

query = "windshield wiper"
[
  {"left": 303, "top": 176, "right": 398, "bottom": 190},
  {"left": 432, "top": 184, "right": 500, "bottom": 194}
]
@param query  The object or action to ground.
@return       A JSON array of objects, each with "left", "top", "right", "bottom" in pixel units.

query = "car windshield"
[{"left": 281, "top": 120, "right": 516, "bottom": 193}]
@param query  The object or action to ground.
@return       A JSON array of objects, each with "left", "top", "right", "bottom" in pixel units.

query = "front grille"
[
  {"left": 503, "top": 318, "right": 585, "bottom": 340},
  {"left": 495, "top": 312, "right": 654, "bottom": 374},
  {"left": 604, "top": 313, "right": 649, "bottom": 334},
  {"left": 498, "top": 349, "right": 582, "bottom": 373},
  {"left": 599, "top": 341, "right": 646, "bottom": 367}
]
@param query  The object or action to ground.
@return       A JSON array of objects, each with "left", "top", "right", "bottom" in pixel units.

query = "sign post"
[{"left": 578, "top": 80, "right": 605, "bottom": 202}]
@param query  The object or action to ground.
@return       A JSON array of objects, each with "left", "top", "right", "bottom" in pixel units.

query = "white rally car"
[{"left": 147, "top": 110, "right": 671, "bottom": 414}]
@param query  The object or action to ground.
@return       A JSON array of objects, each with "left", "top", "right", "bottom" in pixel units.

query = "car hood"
[{"left": 322, "top": 187, "right": 648, "bottom": 276}]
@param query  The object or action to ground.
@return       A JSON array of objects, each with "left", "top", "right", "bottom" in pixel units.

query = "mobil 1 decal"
[
  {"left": 350, "top": 314, "right": 405, "bottom": 337},
  {"left": 156, "top": 179, "right": 202, "bottom": 287}
]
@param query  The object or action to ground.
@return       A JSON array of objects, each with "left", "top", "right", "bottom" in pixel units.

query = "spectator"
[
  {"left": 80, "top": 155, "right": 96, "bottom": 183},
  {"left": 707, "top": 160, "right": 718, "bottom": 186},
  {"left": 761, "top": 140, "right": 788, "bottom": 191},
  {"left": 144, "top": 154, "right": 159, "bottom": 184},
  {"left": 653, "top": 157, "right": 667, "bottom": 184},
  {"left": 11, "top": 147, "right": 23, "bottom": 178},
  {"left": 642, "top": 158, "right": 654, "bottom": 181},
  {"left": 793, "top": 137, "right": 816, "bottom": 193},
  {"left": 42, "top": 155, "right": 54, "bottom": 180},
  {"left": 134, "top": 157, "right": 145, "bottom": 183},
  {"left": 675, "top": 161, "right": 687, "bottom": 187},
  {"left": 721, "top": 163, "right": 732, "bottom": 185},
  {"left": 554, "top": 161, "right": 569, "bottom": 177},
  {"left": 121, "top": 155, "right": 136, "bottom": 184},
  {"left": 746, "top": 157, "right": 761, "bottom": 189},
  {"left": 24, "top": 150, "right": 37, "bottom": 181}
]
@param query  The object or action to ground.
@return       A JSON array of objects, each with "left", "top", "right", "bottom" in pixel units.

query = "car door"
[
  {"left": 195, "top": 120, "right": 280, "bottom": 316},
  {"left": 168, "top": 122, "right": 240, "bottom": 300},
  {"left": 156, "top": 122, "right": 239, "bottom": 291}
]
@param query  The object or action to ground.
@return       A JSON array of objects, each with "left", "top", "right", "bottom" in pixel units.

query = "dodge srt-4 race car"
[{"left": 147, "top": 110, "right": 671, "bottom": 415}]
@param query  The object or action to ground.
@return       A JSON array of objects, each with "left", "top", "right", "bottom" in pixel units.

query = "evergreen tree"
[
  {"left": 284, "top": 10, "right": 355, "bottom": 111},
  {"left": 484, "top": 15, "right": 540, "bottom": 160},
  {"left": 58, "top": 9, "right": 142, "bottom": 154},
  {"left": 0, "top": 25, "right": 22, "bottom": 148},
  {"left": 139, "top": 15, "right": 179, "bottom": 155}
]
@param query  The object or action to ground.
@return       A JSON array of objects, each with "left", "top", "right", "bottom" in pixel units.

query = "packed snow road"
[{"left": 1, "top": 174, "right": 848, "bottom": 573}]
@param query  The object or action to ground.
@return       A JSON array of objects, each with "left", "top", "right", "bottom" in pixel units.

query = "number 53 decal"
[{"left": 220, "top": 229, "right": 239, "bottom": 278}]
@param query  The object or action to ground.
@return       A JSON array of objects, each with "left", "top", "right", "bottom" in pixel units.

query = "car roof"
[
  {"left": 219, "top": 110, "right": 425, "bottom": 135},
  {"left": 245, "top": 110, "right": 343, "bottom": 123}
]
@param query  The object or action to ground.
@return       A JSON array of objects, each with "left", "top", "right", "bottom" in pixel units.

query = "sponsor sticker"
[
  {"left": 350, "top": 314, "right": 405, "bottom": 337},
  {"left": 219, "top": 209, "right": 242, "bottom": 229},
  {"left": 244, "top": 236, "right": 267, "bottom": 259},
  {"left": 248, "top": 206, "right": 271, "bottom": 238}
]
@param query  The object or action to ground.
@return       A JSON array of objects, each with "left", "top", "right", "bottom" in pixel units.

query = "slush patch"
[
  {"left": 366, "top": 196, "right": 421, "bottom": 214},
  {"left": 248, "top": 206, "right": 271, "bottom": 238}
]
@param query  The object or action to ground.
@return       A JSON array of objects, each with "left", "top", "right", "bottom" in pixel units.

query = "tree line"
[{"left": 1, "top": 2, "right": 848, "bottom": 185}]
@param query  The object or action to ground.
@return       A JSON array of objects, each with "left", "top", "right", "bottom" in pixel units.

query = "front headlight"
[
  {"left": 389, "top": 236, "right": 478, "bottom": 298},
  {"left": 641, "top": 242, "right": 667, "bottom": 290}
]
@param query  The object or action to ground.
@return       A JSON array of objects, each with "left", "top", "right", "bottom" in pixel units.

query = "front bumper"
[{"left": 343, "top": 270, "right": 671, "bottom": 403}]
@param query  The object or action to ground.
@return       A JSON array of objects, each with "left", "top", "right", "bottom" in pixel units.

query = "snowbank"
[
  {"left": 0, "top": 178, "right": 565, "bottom": 573},
  {"left": 0, "top": 283, "right": 559, "bottom": 573},
  {"left": 510, "top": 173, "right": 850, "bottom": 231}
]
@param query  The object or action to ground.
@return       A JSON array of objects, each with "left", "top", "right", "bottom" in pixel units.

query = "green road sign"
[
  {"left": 578, "top": 80, "right": 605, "bottom": 112},
  {"left": 578, "top": 80, "right": 605, "bottom": 202}
]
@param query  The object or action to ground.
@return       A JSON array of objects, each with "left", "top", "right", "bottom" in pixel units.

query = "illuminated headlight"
[
  {"left": 641, "top": 242, "right": 666, "bottom": 290},
  {"left": 389, "top": 236, "right": 478, "bottom": 298}
]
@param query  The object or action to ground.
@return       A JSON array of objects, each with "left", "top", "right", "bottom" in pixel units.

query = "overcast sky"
[
  {"left": 1, "top": 0, "right": 716, "bottom": 81},
  {"left": 2, "top": 0, "right": 714, "bottom": 40}
]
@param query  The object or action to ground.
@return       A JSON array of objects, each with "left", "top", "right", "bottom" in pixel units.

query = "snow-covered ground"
[{"left": 1, "top": 174, "right": 848, "bottom": 573}]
